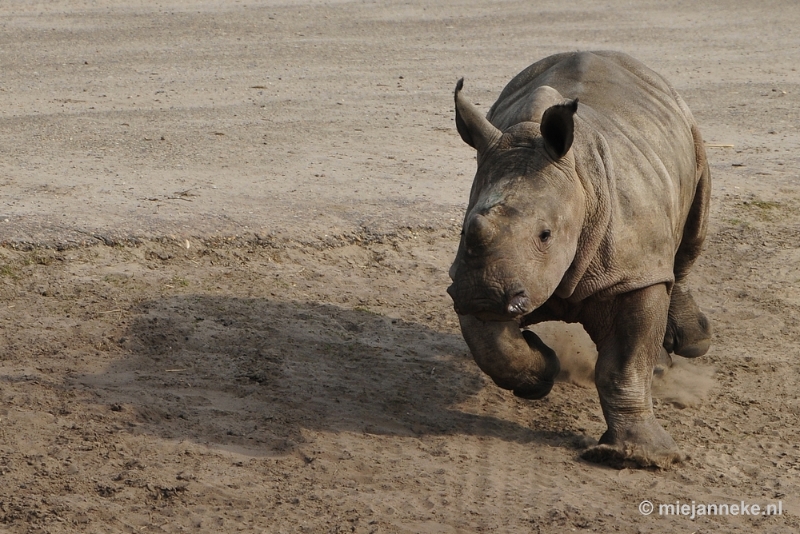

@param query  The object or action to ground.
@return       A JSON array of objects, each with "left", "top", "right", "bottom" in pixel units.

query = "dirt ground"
[{"left": 1, "top": 0, "right": 799, "bottom": 532}]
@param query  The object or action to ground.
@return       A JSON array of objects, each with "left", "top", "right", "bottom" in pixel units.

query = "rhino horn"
[
  {"left": 540, "top": 98, "right": 578, "bottom": 160},
  {"left": 454, "top": 78, "right": 502, "bottom": 153},
  {"left": 465, "top": 213, "right": 496, "bottom": 252}
]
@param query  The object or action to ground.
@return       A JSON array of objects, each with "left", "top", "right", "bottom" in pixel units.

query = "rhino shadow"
[{"left": 74, "top": 295, "right": 588, "bottom": 455}]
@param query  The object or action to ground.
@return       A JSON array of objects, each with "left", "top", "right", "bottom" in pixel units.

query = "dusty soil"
[{"left": 1, "top": 0, "right": 800, "bottom": 532}]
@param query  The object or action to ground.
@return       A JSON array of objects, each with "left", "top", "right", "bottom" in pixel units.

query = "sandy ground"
[{"left": 1, "top": 0, "right": 800, "bottom": 532}]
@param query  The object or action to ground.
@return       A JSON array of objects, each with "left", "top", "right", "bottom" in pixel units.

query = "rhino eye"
[{"left": 539, "top": 229, "right": 551, "bottom": 242}]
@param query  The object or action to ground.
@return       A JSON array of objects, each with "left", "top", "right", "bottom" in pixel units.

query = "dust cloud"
[
  {"left": 651, "top": 357, "right": 717, "bottom": 408},
  {"left": 528, "top": 322, "right": 716, "bottom": 407},
  {"left": 529, "top": 322, "right": 597, "bottom": 388}
]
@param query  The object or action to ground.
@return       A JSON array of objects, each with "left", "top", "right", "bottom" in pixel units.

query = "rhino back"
[{"left": 488, "top": 51, "right": 684, "bottom": 127}]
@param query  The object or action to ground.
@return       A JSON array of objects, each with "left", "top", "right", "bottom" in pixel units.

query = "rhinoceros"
[{"left": 447, "top": 51, "right": 711, "bottom": 467}]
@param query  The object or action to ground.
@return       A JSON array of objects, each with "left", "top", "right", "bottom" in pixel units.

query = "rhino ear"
[
  {"left": 454, "top": 78, "right": 501, "bottom": 153},
  {"left": 540, "top": 98, "right": 578, "bottom": 160}
]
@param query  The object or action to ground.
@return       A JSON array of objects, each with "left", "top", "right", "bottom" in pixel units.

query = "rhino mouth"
[{"left": 446, "top": 282, "right": 535, "bottom": 321}]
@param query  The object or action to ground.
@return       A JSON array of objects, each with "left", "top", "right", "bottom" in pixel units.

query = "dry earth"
[{"left": 1, "top": 0, "right": 800, "bottom": 532}]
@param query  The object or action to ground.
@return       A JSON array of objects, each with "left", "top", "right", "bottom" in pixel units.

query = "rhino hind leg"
[
  {"left": 663, "top": 284, "right": 711, "bottom": 358},
  {"left": 663, "top": 123, "right": 712, "bottom": 359}
]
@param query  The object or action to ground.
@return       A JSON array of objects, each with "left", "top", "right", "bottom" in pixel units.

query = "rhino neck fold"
[{"left": 554, "top": 122, "right": 614, "bottom": 302}]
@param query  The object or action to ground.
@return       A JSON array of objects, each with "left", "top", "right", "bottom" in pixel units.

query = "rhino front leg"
[
  {"left": 458, "top": 315, "right": 560, "bottom": 400},
  {"left": 581, "top": 284, "right": 686, "bottom": 468}
]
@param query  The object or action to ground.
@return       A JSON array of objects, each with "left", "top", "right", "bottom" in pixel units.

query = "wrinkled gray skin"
[{"left": 447, "top": 51, "right": 711, "bottom": 467}]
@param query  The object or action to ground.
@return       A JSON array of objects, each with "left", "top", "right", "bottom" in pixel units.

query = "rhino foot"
[
  {"left": 664, "top": 285, "right": 711, "bottom": 358},
  {"left": 581, "top": 444, "right": 687, "bottom": 469},
  {"left": 581, "top": 416, "right": 687, "bottom": 469},
  {"left": 458, "top": 315, "right": 561, "bottom": 400}
]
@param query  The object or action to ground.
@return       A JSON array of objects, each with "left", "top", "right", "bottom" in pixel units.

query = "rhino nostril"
[{"left": 507, "top": 291, "right": 531, "bottom": 316}]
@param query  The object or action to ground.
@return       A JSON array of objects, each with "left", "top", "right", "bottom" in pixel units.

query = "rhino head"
[
  {"left": 447, "top": 79, "right": 585, "bottom": 322},
  {"left": 445, "top": 79, "right": 586, "bottom": 399}
]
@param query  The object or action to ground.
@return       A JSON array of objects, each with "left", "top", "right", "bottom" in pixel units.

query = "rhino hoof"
[
  {"left": 664, "top": 291, "right": 712, "bottom": 358},
  {"left": 675, "top": 337, "right": 710, "bottom": 358},
  {"left": 581, "top": 416, "right": 687, "bottom": 469},
  {"left": 580, "top": 444, "right": 688, "bottom": 469},
  {"left": 512, "top": 380, "right": 554, "bottom": 400}
]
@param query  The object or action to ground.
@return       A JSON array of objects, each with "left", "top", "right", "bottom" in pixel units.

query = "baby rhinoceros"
[{"left": 447, "top": 51, "right": 711, "bottom": 467}]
